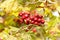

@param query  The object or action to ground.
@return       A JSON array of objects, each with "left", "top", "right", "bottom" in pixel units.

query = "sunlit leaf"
[{"left": 0, "top": 23, "right": 4, "bottom": 29}]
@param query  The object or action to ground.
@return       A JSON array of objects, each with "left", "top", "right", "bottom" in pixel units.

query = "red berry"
[
  {"left": 19, "top": 13, "right": 22, "bottom": 16},
  {"left": 39, "top": 15, "right": 43, "bottom": 19},
  {"left": 17, "top": 19, "right": 23, "bottom": 24},
  {"left": 37, "top": 23, "right": 40, "bottom": 26},
  {"left": 21, "top": 11, "right": 25, "bottom": 14},
  {"left": 19, "top": 11, "right": 25, "bottom": 16},
  {"left": 34, "top": 14, "right": 39, "bottom": 17},
  {"left": 22, "top": 16, "right": 26, "bottom": 19},
  {"left": 34, "top": 17, "right": 38, "bottom": 21},
  {"left": 31, "top": 21, "right": 35, "bottom": 24},
  {"left": 25, "top": 20, "right": 29, "bottom": 25},
  {"left": 34, "top": 22, "right": 38, "bottom": 25},
  {"left": 25, "top": 18, "right": 30, "bottom": 21},
  {"left": 30, "top": 16, "right": 34, "bottom": 20},
  {"left": 17, "top": 19, "right": 20, "bottom": 23},
  {"left": 38, "top": 18, "right": 41, "bottom": 22},
  {"left": 26, "top": 21, "right": 29, "bottom": 25},
  {"left": 32, "top": 28, "right": 37, "bottom": 32},
  {"left": 24, "top": 14, "right": 29, "bottom": 18},
  {"left": 19, "top": 18, "right": 24, "bottom": 23},
  {"left": 41, "top": 19, "right": 45, "bottom": 24}
]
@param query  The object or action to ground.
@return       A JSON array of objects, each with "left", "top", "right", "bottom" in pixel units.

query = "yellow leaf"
[
  {"left": 12, "top": 1, "right": 19, "bottom": 12},
  {"left": 40, "top": 3, "right": 44, "bottom": 7},
  {"left": 57, "top": 6, "right": 60, "bottom": 12},
  {"left": 22, "top": 7, "right": 31, "bottom": 11},
  {"left": 11, "top": 12, "right": 19, "bottom": 17}
]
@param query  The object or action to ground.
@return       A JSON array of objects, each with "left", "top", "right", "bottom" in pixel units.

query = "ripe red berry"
[
  {"left": 32, "top": 28, "right": 37, "bottom": 32},
  {"left": 19, "top": 18, "right": 24, "bottom": 23},
  {"left": 30, "top": 16, "right": 34, "bottom": 20},
  {"left": 17, "top": 19, "right": 20, "bottom": 23},
  {"left": 19, "top": 13, "right": 23, "bottom": 16},
  {"left": 17, "top": 19, "right": 23, "bottom": 24},
  {"left": 25, "top": 18, "right": 30, "bottom": 21},
  {"left": 37, "top": 23, "right": 40, "bottom": 26},
  {"left": 31, "top": 21, "right": 35, "bottom": 24},
  {"left": 22, "top": 16, "right": 26, "bottom": 19},
  {"left": 18, "top": 11, "right": 45, "bottom": 26},
  {"left": 19, "top": 11, "right": 25, "bottom": 16},
  {"left": 38, "top": 18, "right": 41, "bottom": 22},
  {"left": 25, "top": 20, "right": 29, "bottom": 25},
  {"left": 34, "top": 17, "right": 38, "bottom": 21},
  {"left": 41, "top": 19, "right": 45, "bottom": 24},
  {"left": 26, "top": 22, "right": 29, "bottom": 25},
  {"left": 24, "top": 14, "right": 29, "bottom": 18},
  {"left": 39, "top": 15, "right": 43, "bottom": 19},
  {"left": 34, "top": 14, "right": 39, "bottom": 17},
  {"left": 34, "top": 22, "right": 38, "bottom": 25}
]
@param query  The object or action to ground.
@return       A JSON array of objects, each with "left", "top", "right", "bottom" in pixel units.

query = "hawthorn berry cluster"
[{"left": 15, "top": 11, "right": 45, "bottom": 26}]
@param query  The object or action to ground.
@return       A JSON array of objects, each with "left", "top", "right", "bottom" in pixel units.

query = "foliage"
[{"left": 0, "top": 0, "right": 60, "bottom": 40}]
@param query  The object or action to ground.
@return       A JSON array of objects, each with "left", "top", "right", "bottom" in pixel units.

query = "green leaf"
[
  {"left": 17, "top": 0, "right": 26, "bottom": 6},
  {"left": 4, "top": 15, "right": 17, "bottom": 27},
  {"left": 46, "top": 16, "right": 57, "bottom": 30},
  {"left": 28, "top": 4, "right": 36, "bottom": 10},
  {"left": 0, "top": 23, "right": 4, "bottom": 29},
  {"left": 0, "top": 12, "right": 5, "bottom": 16}
]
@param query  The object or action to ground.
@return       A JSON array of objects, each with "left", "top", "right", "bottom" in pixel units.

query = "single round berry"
[
  {"left": 25, "top": 20, "right": 29, "bottom": 25},
  {"left": 19, "top": 13, "right": 23, "bottom": 16},
  {"left": 39, "top": 15, "right": 43, "bottom": 19},
  {"left": 24, "top": 14, "right": 29, "bottom": 18},
  {"left": 37, "top": 23, "right": 40, "bottom": 26},
  {"left": 30, "top": 16, "right": 34, "bottom": 20},
  {"left": 17, "top": 19, "right": 23, "bottom": 24},
  {"left": 34, "top": 17, "right": 38, "bottom": 21},
  {"left": 19, "top": 11, "right": 25, "bottom": 16},
  {"left": 34, "top": 14, "right": 39, "bottom": 17},
  {"left": 34, "top": 22, "right": 38, "bottom": 25},
  {"left": 41, "top": 19, "right": 45, "bottom": 24},
  {"left": 19, "top": 18, "right": 24, "bottom": 23},
  {"left": 22, "top": 16, "right": 26, "bottom": 19},
  {"left": 31, "top": 21, "right": 35, "bottom": 24},
  {"left": 38, "top": 18, "right": 41, "bottom": 22},
  {"left": 21, "top": 11, "right": 25, "bottom": 14},
  {"left": 32, "top": 28, "right": 37, "bottom": 32},
  {"left": 25, "top": 21, "right": 29, "bottom": 24},
  {"left": 17, "top": 19, "right": 20, "bottom": 23},
  {"left": 25, "top": 18, "right": 30, "bottom": 21}
]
